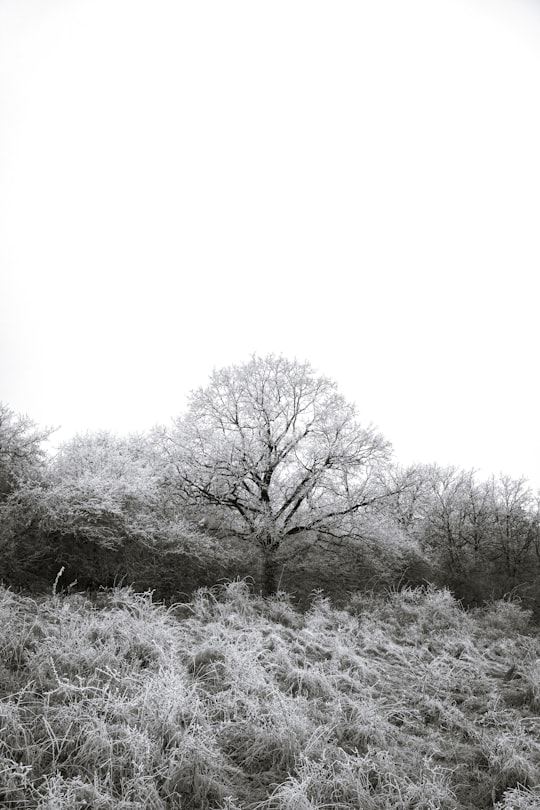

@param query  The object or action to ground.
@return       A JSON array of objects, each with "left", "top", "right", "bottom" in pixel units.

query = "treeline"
[
  {"left": 1, "top": 356, "right": 539, "bottom": 612},
  {"left": 387, "top": 464, "right": 540, "bottom": 607}
]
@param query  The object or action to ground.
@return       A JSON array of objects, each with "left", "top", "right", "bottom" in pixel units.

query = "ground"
[{"left": 1, "top": 582, "right": 540, "bottom": 809}]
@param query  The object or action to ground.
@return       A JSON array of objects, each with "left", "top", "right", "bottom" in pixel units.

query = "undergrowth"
[{"left": 1, "top": 581, "right": 540, "bottom": 808}]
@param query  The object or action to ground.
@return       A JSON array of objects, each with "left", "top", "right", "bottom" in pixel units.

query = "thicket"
[
  {"left": 1, "top": 355, "right": 539, "bottom": 609},
  {"left": 1, "top": 582, "right": 540, "bottom": 809}
]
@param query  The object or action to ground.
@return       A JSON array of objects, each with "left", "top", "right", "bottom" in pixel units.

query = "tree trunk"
[{"left": 261, "top": 546, "right": 279, "bottom": 597}]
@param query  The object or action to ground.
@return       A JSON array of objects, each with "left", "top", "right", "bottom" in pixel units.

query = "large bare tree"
[{"left": 161, "top": 355, "right": 394, "bottom": 594}]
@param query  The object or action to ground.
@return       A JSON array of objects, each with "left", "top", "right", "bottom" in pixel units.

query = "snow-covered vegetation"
[
  {"left": 2, "top": 582, "right": 540, "bottom": 809},
  {"left": 1, "top": 356, "right": 539, "bottom": 612},
  {"left": 2, "top": 357, "right": 540, "bottom": 807}
]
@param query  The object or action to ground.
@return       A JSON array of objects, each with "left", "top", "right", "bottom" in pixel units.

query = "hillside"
[{"left": 1, "top": 582, "right": 540, "bottom": 809}]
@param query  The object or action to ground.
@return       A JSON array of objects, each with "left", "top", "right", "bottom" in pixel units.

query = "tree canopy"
[
  {"left": 160, "top": 354, "right": 395, "bottom": 594},
  {"left": 0, "top": 403, "right": 52, "bottom": 500}
]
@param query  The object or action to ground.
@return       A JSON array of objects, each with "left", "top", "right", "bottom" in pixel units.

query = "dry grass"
[{"left": 1, "top": 581, "right": 540, "bottom": 808}]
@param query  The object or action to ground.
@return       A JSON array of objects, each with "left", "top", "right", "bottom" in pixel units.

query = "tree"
[
  {"left": 385, "top": 463, "right": 540, "bottom": 604},
  {"left": 159, "top": 355, "right": 395, "bottom": 595},
  {"left": 486, "top": 474, "right": 539, "bottom": 584},
  {"left": 0, "top": 404, "right": 54, "bottom": 585},
  {"left": 0, "top": 403, "right": 52, "bottom": 500}
]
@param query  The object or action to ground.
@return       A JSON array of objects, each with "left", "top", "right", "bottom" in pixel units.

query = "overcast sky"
[{"left": 1, "top": 0, "right": 539, "bottom": 487}]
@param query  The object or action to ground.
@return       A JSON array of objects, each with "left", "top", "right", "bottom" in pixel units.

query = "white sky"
[{"left": 1, "top": 0, "right": 540, "bottom": 487}]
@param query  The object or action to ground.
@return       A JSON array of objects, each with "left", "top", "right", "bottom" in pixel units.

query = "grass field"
[{"left": 1, "top": 580, "right": 540, "bottom": 809}]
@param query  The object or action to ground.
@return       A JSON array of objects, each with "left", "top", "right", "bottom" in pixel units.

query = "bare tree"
[
  {"left": 487, "top": 474, "right": 539, "bottom": 582},
  {"left": 159, "top": 355, "right": 394, "bottom": 595}
]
